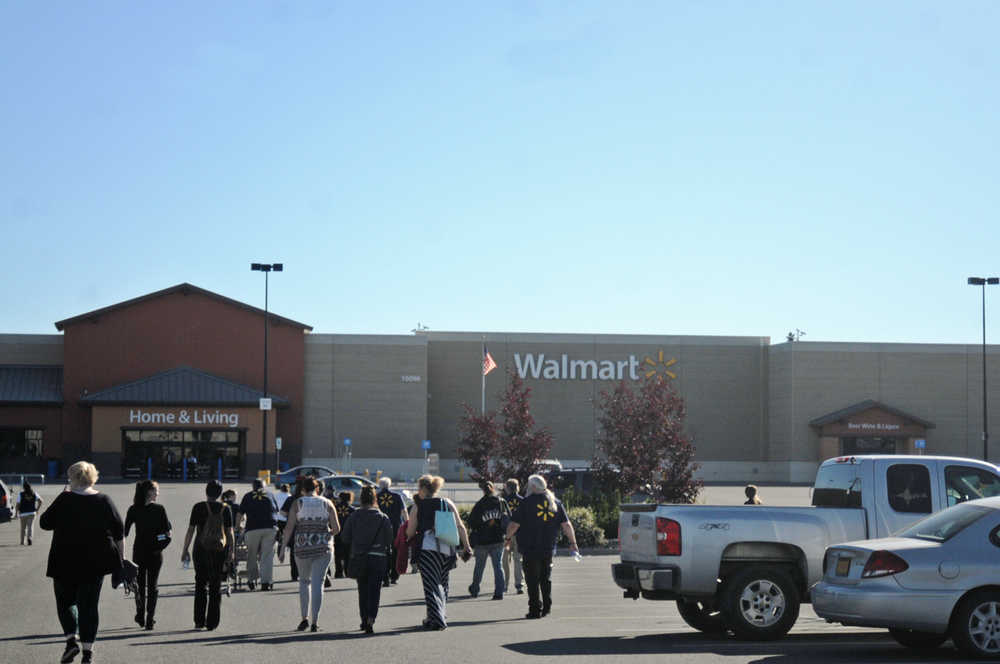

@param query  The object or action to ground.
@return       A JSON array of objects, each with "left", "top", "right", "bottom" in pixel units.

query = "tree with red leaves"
[
  {"left": 457, "top": 369, "right": 553, "bottom": 485},
  {"left": 493, "top": 370, "right": 553, "bottom": 486},
  {"left": 593, "top": 376, "right": 701, "bottom": 503},
  {"left": 456, "top": 405, "right": 501, "bottom": 481}
]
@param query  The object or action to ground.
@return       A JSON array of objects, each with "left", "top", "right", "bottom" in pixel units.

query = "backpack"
[{"left": 197, "top": 501, "right": 227, "bottom": 552}]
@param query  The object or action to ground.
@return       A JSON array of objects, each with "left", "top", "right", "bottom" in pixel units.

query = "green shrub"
[
  {"left": 457, "top": 504, "right": 474, "bottom": 529},
  {"left": 560, "top": 486, "right": 621, "bottom": 540},
  {"left": 559, "top": 505, "right": 606, "bottom": 548}
]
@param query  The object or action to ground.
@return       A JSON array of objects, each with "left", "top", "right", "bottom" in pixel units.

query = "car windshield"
[{"left": 898, "top": 503, "right": 993, "bottom": 542}]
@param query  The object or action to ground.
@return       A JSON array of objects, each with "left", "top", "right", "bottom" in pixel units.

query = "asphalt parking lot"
[{"left": 0, "top": 481, "right": 971, "bottom": 664}]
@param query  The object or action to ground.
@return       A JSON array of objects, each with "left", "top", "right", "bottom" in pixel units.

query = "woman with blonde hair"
[
  {"left": 405, "top": 474, "right": 472, "bottom": 630},
  {"left": 40, "top": 461, "right": 125, "bottom": 664}
]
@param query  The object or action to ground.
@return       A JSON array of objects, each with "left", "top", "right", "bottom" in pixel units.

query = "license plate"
[{"left": 835, "top": 557, "right": 851, "bottom": 577}]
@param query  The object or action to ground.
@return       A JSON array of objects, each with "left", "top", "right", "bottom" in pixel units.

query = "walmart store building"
[{"left": 1, "top": 283, "right": 997, "bottom": 483}]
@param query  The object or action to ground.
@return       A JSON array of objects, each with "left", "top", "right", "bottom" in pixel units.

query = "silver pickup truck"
[{"left": 612, "top": 455, "right": 1000, "bottom": 640}]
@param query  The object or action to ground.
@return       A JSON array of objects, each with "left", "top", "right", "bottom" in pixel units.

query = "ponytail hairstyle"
[
  {"left": 22, "top": 480, "right": 34, "bottom": 499},
  {"left": 134, "top": 479, "right": 156, "bottom": 507},
  {"left": 527, "top": 474, "right": 556, "bottom": 507}
]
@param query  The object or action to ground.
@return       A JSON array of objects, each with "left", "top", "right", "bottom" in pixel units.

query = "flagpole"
[{"left": 481, "top": 338, "right": 486, "bottom": 414}]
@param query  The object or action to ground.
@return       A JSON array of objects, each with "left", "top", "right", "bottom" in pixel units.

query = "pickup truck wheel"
[
  {"left": 720, "top": 566, "right": 800, "bottom": 641},
  {"left": 951, "top": 590, "right": 1000, "bottom": 659},
  {"left": 675, "top": 599, "right": 725, "bottom": 634},
  {"left": 887, "top": 628, "right": 947, "bottom": 649}
]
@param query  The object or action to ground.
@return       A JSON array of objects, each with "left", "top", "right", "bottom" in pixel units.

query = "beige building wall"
[
  {"left": 0, "top": 334, "right": 63, "bottom": 364},
  {"left": 303, "top": 335, "right": 427, "bottom": 464},
  {"left": 771, "top": 342, "right": 1000, "bottom": 468},
  {"left": 423, "top": 332, "right": 769, "bottom": 469}
]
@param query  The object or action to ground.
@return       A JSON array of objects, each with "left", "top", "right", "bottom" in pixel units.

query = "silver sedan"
[{"left": 813, "top": 495, "right": 1000, "bottom": 659}]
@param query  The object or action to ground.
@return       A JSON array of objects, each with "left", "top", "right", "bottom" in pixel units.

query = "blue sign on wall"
[
  {"left": 422, "top": 440, "right": 431, "bottom": 450},
  {"left": 914, "top": 438, "right": 926, "bottom": 449},
  {"left": 344, "top": 438, "right": 352, "bottom": 447}
]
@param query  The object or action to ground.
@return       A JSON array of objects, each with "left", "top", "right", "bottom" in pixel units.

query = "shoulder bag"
[
  {"left": 347, "top": 516, "right": 387, "bottom": 579},
  {"left": 434, "top": 499, "right": 460, "bottom": 547}
]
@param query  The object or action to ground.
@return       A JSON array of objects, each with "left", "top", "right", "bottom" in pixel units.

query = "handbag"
[
  {"left": 152, "top": 532, "right": 171, "bottom": 552},
  {"left": 346, "top": 517, "right": 387, "bottom": 579},
  {"left": 434, "top": 500, "right": 460, "bottom": 547}
]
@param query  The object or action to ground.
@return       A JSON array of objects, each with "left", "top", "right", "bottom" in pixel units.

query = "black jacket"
[
  {"left": 41, "top": 491, "right": 125, "bottom": 580},
  {"left": 468, "top": 494, "right": 508, "bottom": 546}
]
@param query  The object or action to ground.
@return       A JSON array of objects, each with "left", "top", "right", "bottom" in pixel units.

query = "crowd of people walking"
[{"left": 35, "top": 465, "right": 579, "bottom": 662}]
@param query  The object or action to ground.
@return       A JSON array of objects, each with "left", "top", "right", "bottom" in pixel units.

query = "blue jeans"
[{"left": 469, "top": 543, "right": 505, "bottom": 597}]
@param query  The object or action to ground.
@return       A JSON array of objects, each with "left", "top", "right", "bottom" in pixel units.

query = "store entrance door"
[{"left": 122, "top": 429, "right": 245, "bottom": 480}]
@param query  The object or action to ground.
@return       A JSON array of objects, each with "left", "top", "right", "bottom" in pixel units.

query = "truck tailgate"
[{"left": 619, "top": 505, "right": 662, "bottom": 564}]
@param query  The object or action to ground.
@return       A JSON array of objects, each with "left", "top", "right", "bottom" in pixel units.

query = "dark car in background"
[
  {"left": 271, "top": 465, "right": 337, "bottom": 487},
  {"left": 546, "top": 467, "right": 609, "bottom": 497}
]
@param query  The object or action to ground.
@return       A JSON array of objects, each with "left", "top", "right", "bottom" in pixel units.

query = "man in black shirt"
[
  {"left": 180, "top": 480, "right": 234, "bottom": 630},
  {"left": 506, "top": 474, "right": 578, "bottom": 619},
  {"left": 376, "top": 477, "right": 405, "bottom": 586},
  {"left": 239, "top": 479, "right": 278, "bottom": 590}
]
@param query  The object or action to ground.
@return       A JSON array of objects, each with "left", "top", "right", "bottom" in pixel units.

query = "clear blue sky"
[{"left": 2, "top": 2, "right": 997, "bottom": 344}]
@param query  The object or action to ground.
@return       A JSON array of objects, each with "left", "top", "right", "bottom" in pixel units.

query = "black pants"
[
  {"left": 54, "top": 577, "right": 103, "bottom": 644},
  {"left": 193, "top": 548, "right": 225, "bottom": 629},
  {"left": 522, "top": 556, "right": 552, "bottom": 616},
  {"left": 334, "top": 537, "right": 350, "bottom": 577},
  {"left": 387, "top": 540, "right": 399, "bottom": 582},
  {"left": 135, "top": 552, "right": 163, "bottom": 623},
  {"left": 356, "top": 555, "right": 387, "bottom": 624}
]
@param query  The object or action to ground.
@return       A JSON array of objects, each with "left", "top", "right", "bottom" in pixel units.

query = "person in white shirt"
[{"left": 274, "top": 483, "right": 291, "bottom": 556}]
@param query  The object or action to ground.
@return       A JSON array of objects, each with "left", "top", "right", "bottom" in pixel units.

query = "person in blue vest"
[
  {"left": 16, "top": 480, "right": 42, "bottom": 545},
  {"left": 376, "top": 477, "right": 406, "bottom": 586},
  {"left": 505, "top": 474, "right": 578, "bottom": 619}
]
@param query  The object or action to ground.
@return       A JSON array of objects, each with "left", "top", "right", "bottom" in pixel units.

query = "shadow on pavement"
[{"left": 502, "top": 633, "right": 966, "bottom": 662}]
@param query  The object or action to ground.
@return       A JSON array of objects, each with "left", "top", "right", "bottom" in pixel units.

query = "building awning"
[
  {"left": 810, "top": 400, "right": 935, "bottom": 430},
  {"left": 0, "top": 365, "right": 64, "bottom": 405},
  {"left": 79, "top": 366, "right": 289, "bottom": 408}
]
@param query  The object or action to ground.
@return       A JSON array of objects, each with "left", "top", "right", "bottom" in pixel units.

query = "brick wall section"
[{"left": 59, "top": 289, "right": 306, "bottom": 463}]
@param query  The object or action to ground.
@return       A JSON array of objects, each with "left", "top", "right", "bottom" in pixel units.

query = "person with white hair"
[
  {"left": 376, "top": 476, "right": 406, "bottom": 586},
  {"left": 505, "top": 474, "right": 578, "bottom": 620},
  {"left": 40, "top": 461, "right": 125, "bottom": 664}
]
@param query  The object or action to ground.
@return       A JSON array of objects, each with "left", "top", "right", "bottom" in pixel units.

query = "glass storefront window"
[
  {"left": 0, "top": 428, "right": 44, "bottom": 457},
  {"left": 122, "top": 429, "right": 245, "bottom": 480},
  {"left": 841, "top": 437, "right": 897, "bottom": 455}
]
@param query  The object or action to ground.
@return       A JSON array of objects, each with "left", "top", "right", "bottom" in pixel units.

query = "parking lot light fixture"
[
  {"left": 968, "top": 276, "right": 999, "bottom": 461},
  {"left": 252, "top": 262, "right": 283, "bottom": 473}
]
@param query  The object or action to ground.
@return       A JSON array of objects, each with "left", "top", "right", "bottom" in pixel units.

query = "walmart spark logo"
[
  {"left": 536, "top": 499, "right": 556, "bottom": 522},
  {"left": 643, "top": 350, "right": 677, "bottom": 379},
  {"left": 379, "top": 492, "right": 392, "bottom": 509}
]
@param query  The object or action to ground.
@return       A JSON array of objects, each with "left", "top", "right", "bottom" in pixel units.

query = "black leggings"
[
  {"left": 135, "top": 552, "right": 163, "bottom": 621},
  {"left": 54, "top": 577, "right": 103, "bottom": 644}
]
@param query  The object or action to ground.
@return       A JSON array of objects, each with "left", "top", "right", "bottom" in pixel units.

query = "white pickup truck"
[{"left": 612, "top": 455, "right": 1000, "bottom": 640}]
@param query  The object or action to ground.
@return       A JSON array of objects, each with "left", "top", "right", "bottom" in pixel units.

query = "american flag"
[{"left": 482, "top": 345, "right": 497, "bottom": 376}]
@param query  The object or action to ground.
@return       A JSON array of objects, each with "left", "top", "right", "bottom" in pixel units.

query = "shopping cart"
[{"left": 226, "top": 531, "right": 248, "bottom": 595}]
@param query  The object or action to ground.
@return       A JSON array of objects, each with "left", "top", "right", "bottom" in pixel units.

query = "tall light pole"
[
  {"left": 968, "top": 276, "right": 998, "bottom": 461},
  {"left": 252, "top": 262, "right": 282, "bottom": 473}
]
